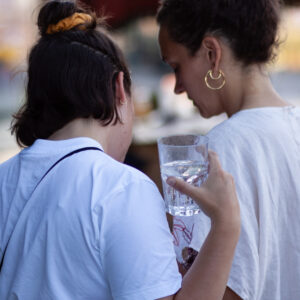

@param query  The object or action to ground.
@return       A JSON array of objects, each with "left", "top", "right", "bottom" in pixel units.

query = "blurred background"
[{"left": 0, "top": 0, "right": 300, "bottom": 191}]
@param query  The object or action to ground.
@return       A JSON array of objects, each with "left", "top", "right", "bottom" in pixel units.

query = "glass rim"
[{"left": 157, "top": 134, "right": 209, "bottom": 147}]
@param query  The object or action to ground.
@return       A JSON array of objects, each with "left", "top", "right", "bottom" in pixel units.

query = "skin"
[
  {"left": 49, "top": 72, "right": 134, "bottom": 163},
  {"left": 49, "top": 69, "right": 240, "bottom": 299},
  {"left": 158, "top": 26, "right": 288, "bottom": 120},
  {"left": 158, "top": 25, "right": 289, "bottom": 299},
  {"left": 159, "top": 151, "right": 240, "bottom": 300}
]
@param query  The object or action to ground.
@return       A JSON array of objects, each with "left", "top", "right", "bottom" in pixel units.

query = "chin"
[
  {"left": 198, "top": 107, "right": 218, "bottom": 119},
  {"left": 197, "top": 107, "right": 208, "bottom": 118},
  {"left": 200, "top": 112, "right": 209, "bottom": 118}
]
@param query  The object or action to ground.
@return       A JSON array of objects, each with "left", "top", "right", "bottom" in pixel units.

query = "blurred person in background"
[
  {"left": 0, "top": 1, "right": 240, "bottom": 299},
  {"left": 157, "top": 0, "right": 300, "bottom": 299}
]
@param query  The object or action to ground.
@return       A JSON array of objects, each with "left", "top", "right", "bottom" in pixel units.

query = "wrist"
[{"left": 211, "top": 215, "right": 241, "bottom": 238}]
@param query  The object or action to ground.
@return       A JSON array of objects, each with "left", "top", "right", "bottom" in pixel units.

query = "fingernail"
[{"left": 166, "top": 177, "right": 176, "bottom": 186}]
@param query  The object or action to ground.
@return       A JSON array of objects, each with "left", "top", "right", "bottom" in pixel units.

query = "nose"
[{"left": 174, "top": 78, "right": 185, "bottom": 95}]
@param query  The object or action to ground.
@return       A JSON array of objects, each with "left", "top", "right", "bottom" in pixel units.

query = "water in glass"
[{"left": 161, "top": 159, "right": 208, "bottom": 216}]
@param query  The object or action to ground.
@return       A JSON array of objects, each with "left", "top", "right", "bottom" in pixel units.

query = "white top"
[
  {"left": 0, "top": 137, "right": 181, "bottom": 300},
  {"left": 190, "top": 106, "right": 300, "bottom": 300}
]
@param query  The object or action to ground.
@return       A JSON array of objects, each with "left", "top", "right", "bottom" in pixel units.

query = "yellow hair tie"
[{"left": 46, "top": 13, "right": 93, "bottom": 34}]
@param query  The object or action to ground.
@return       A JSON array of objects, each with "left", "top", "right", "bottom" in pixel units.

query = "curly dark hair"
[
  {"left": 11, "top": 1, "right": 131, "bottom": 147},
  {"left": 157, "top": 0, "right": 281, "bottom": 65}
]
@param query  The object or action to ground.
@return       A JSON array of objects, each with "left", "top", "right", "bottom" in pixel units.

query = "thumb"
[{"left": 166, "top": 177, "right": 206, "bottom": 203}]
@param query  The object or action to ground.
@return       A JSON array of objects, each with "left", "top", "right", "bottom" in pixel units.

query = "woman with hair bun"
[
  {"left": 158, "top": 0, "right": 300, "bottom": 299},
  {"left": 0, "top": 1, "right": 240, "bottom": 299}
]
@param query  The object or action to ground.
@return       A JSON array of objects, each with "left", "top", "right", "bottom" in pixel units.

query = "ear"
[
  {"left": 202, "top": 36, "right": 222, "bottom": 77},
  {"left": 115, "top": 71, "right": 127, "bottom": 105}
]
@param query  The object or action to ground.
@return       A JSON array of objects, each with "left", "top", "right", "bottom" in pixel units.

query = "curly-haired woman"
[{"left": 158, "top": 0, "right": 300, "bottom": 299}]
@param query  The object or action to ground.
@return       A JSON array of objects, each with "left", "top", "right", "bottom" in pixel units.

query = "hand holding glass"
[{"left": 157, "top": 134, "right": 209, "bottom": 216}]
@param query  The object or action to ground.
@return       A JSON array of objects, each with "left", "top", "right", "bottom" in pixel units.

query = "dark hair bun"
[
  {"left": 37, "top": 1, "right": 96, "bottom": 36},
  {"left": 11, "top": 1, "right": 131, "bottom": 147}
]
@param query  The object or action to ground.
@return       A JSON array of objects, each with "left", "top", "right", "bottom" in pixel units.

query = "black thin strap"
[
  {"left": 0, "top": 146, "right": 102, "bottom": 272},
  {"left": 36, "top": 147, "right": 102, "bottom": 189}
]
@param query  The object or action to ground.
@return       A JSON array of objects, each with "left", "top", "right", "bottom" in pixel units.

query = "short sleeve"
[
  {"left": 190, "top": 124, "right": 260, "bottom": 300},
  {"left": 98, "top": 179, "right": 182, "bottom": 300}
]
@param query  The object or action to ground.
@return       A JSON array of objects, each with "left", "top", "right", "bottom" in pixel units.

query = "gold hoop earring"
[{"left": 205, "top": 69, "right": 226, "bottom": 90}]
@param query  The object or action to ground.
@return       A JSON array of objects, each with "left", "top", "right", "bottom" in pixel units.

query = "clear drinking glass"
[{"left": 157, "top": 134, "right": 209, "bottom": 216}]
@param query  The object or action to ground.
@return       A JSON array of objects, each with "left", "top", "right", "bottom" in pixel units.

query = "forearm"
[
  {"left": 159, "top": 151, "right": 241, "bottom": 300},
  {"left": 175, "top": 222, "right": 240, "bottom": 300}
]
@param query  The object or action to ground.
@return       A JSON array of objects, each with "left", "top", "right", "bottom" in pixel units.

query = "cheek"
[
  {"left": 186, "top": 68, "right": 206, "bottom": 93},
  {"left": 192, "top": 89, "right": 216, "bottom": 114},
  {"left": 126, "top": 107, "right": 134, "bottom": 141},
  {"left": 127, "top": 108, "right": 134, "bottom": 134},
  {"left": 188, "top": 80, "right": 207, "bottom": 105}
]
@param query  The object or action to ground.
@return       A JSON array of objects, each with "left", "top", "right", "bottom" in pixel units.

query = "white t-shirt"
[
  {"left": 190, "top": 106, "right": 300, "bottom": 300},
  {"left": 0, "top": 137, "right": 181, "bottom": 300}
]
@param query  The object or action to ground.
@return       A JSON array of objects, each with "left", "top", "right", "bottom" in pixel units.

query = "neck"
[
  {"left": 48, "top": 118, "right": 130, "bottom": 162},
  {"left": 224, "top": 65, "right": 288, "bottom": 117},
  {"left": 49, "top": 118, "right": 110, "bottom": 152}
]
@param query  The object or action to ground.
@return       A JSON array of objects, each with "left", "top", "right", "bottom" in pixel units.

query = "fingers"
[
  {"left": 166, "top": 151, "right": 239, "bottom": 228},
  {"left": 166, "top": 177, "right": 205, "bottom": 202},
  {"left": 207, "top": 150, "right": 222, "bottom": 174},
  {"left": 165, "top": 150, "right": 223, "bottom": 201}
]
